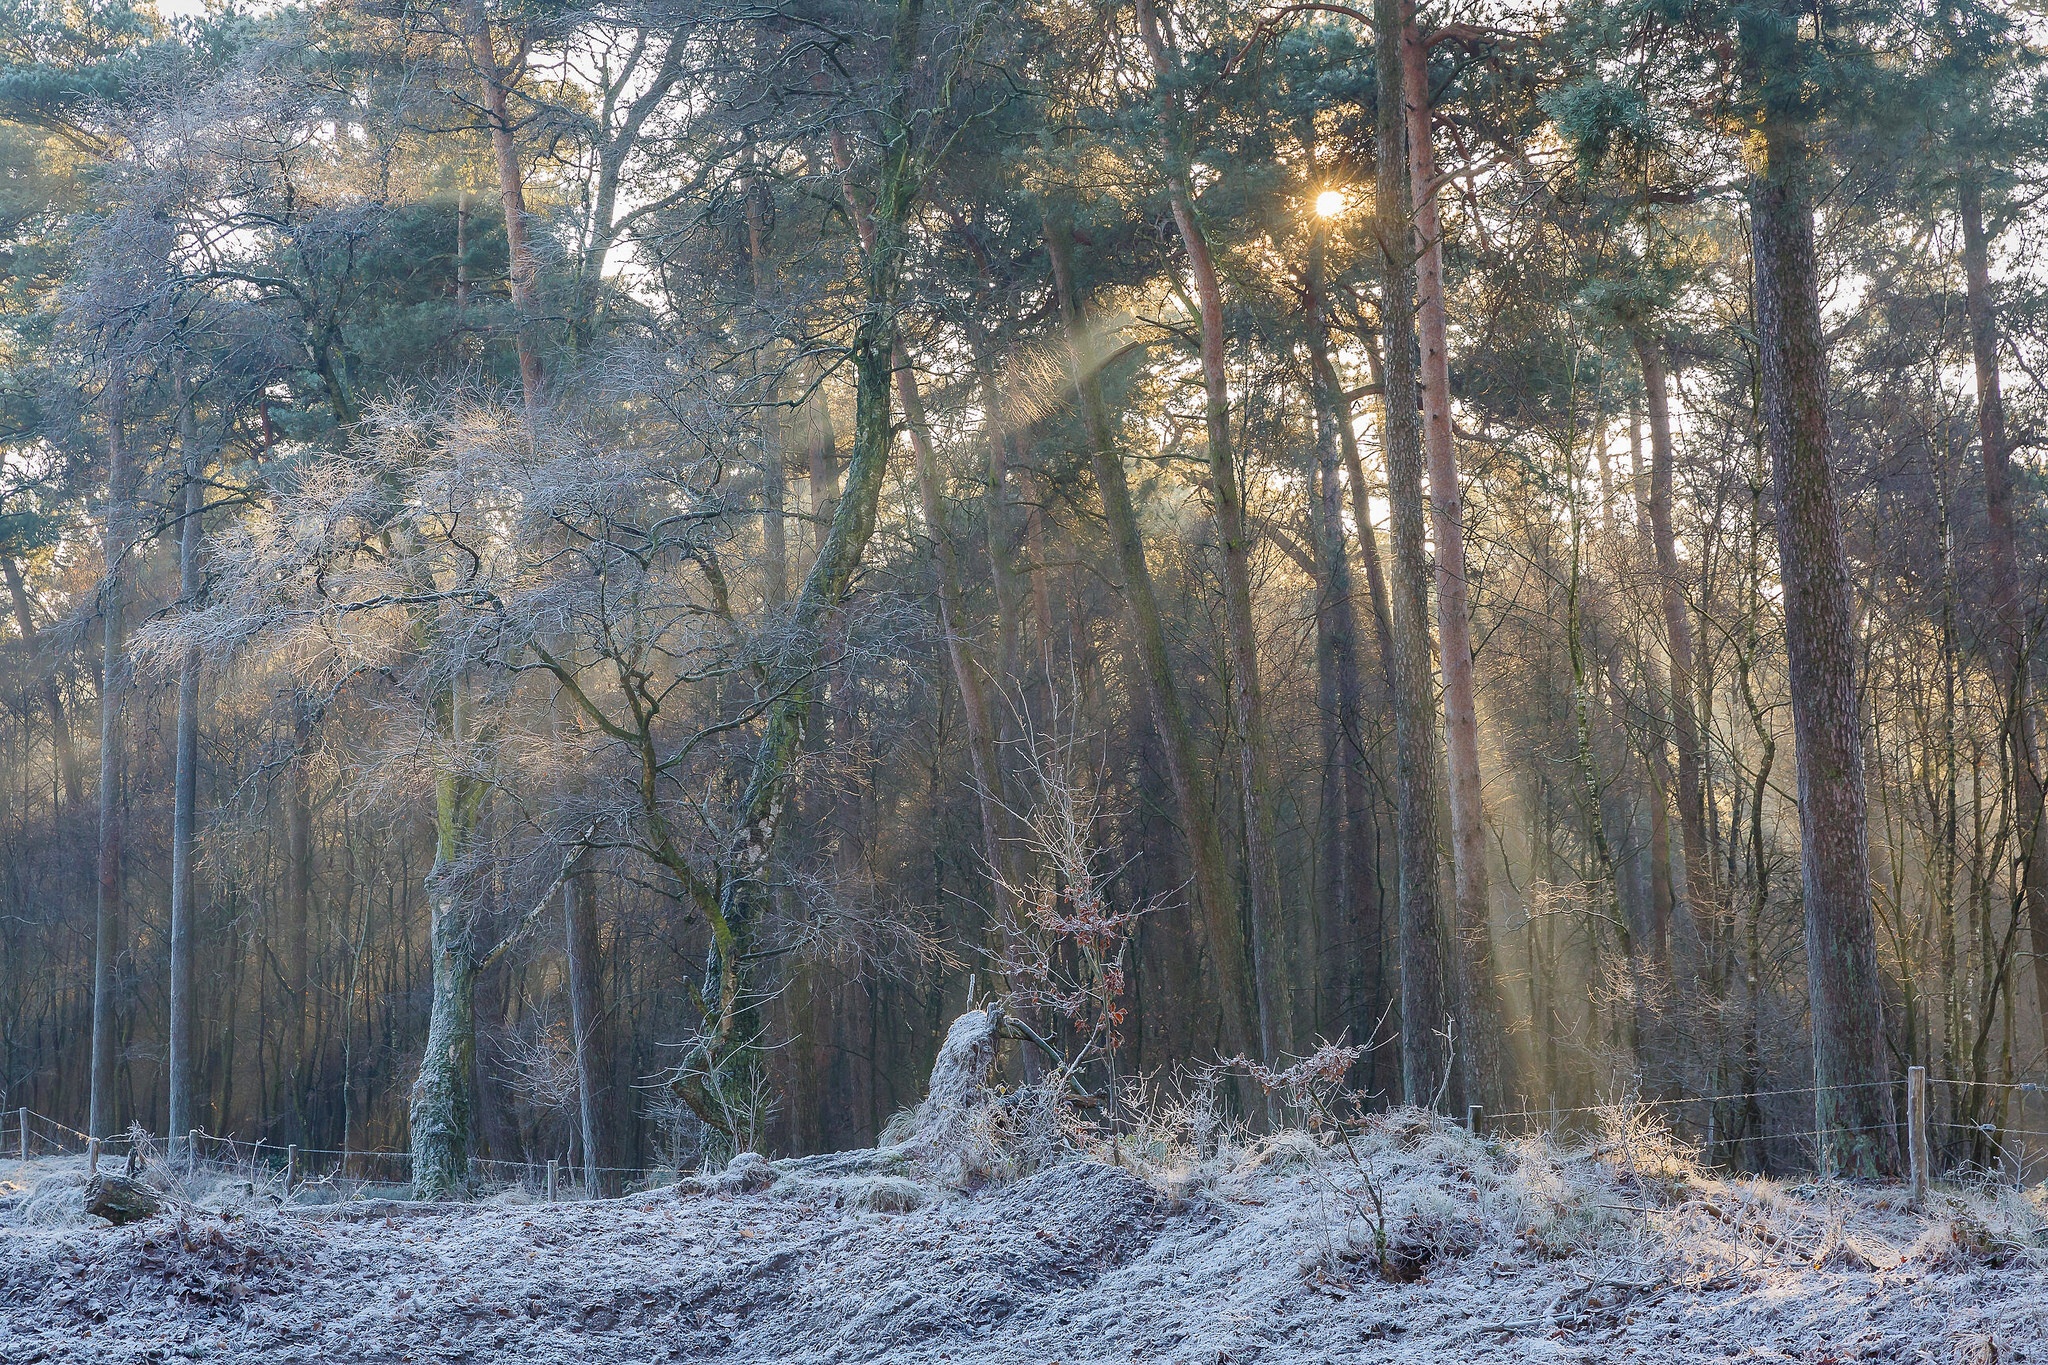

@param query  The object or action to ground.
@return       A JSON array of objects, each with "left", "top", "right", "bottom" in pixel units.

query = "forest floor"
[{"left": 3, "top": 1109, "right": 2046, "bottom": 1365}]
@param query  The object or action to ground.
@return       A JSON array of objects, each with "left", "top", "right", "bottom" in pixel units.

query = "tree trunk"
[
  {"left": 90, "top": 371, "right": 128, "bottom": 1141},
  {"left": 696, "top": 0, "right": 928, "bottom": 1129},
  {"left": 1376, "top": 0, "right": 1452, "bottom": 1108},
  {"left": 167, "top": 362, "right": 204, "bottom": 1155},
  {"left": 1959, "top": 172, "right": 2048, "bottom": 1052},
  {"left": 1043, "top": 211, "right": 1258, "bottom": 1064},
  {"left": 563, "top": 860, "right": 617, "bottom": 1194},
  {"left": 1635, "top": 334, "right": 1709, "bottom": 935},
  {"left": 1627, "top": 397, "right": 1677, "bottom": 970},
  {"left": 1402, "top": 9, "right": 1504, "bottom": 1104},
  {"left": 1749, "top": 107, "right": 1897, "bottom": 1177},
  {"left": 1134, "top": 0, "right": 1288, "bottom": 1063},
  {"left": 1307, "top": 231, "right": 1387, "bottom": 1060},
  {"left": 461, "top": 0, "right": 543, "bottom": 411},
  {"left": 285, "top": 699, "right": 314, "bottom": 1140}
]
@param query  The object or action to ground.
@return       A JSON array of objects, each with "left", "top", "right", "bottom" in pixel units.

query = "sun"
[{"left": 1314, "top": 189, "right": 1347, "bottom": 218}]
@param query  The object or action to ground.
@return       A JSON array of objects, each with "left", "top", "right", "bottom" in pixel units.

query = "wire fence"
[
  {"left": 7, "top": 1068, "right": 2044, "bottom": 1203},
  {"left": 1463, "top": 1071, "right": 2048, "bottom": 1183},
  {"left": 1, "top": 1107, "right": 673, "bottom": 1205}
]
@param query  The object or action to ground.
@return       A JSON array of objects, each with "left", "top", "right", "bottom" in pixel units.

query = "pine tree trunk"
[
  {"left": 1959, "top": 173, "right": 2048, "bottom": 1051},
  {"left": 1134, "top": 0, "right": 1288, "bottom": 1063},
  {"left": 1635, "top": 333, "right": 1710, "bottom": 932},
  {"left": 1750, "top": 111, "right": 1898, "bottom": 1178},
  {"left": 90, "top": 372, "right": 128, "bottom": 1141},
  {"left": 1377, "top": 0, "right": 1452, "bottom": 1108},
  {"left": 1307, "top": 233, "right": 1387, "bottom": 1059},
  {"left": 462, "top": 0, "right": 543, "bottom": 411},
  {"left": 1401, "top": 9, "right": 1504, "bottom": 1104},
  {"left": 1043, "top": 212, "right": 1258, "bottom": 1063},
  {"left": 167, "top": 362, "right": 204, "bottom": 1155}
]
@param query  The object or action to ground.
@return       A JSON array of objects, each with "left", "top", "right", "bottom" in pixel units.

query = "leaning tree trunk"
[
  {"left": 1135, "top": 0, "right": 1289, "bottom": 1064},
  {"left": 1402, "top": 9, "right": 1505, "bottom": 1105},
  {"left": 89, "top": 371, "right": 129, "bottom": 1141},
  {"left": 1750, "top": 110, "right": 1897, "bottom": 1178},
  {"left": 1377, "top": 0, "right": 1452, "bottom": 1109},
  {"left": 167, "top": 360, "right": 204, "bottom": 1156},
  {"left": 694, "top": 0, "right": 929, "bottom": 1132},
  {"left": 1043, "top": 212, "right": 1258, "bottom": 1063},
  {"left": 1960, "top": 172, "right": 2048, "bottom": 1051}
]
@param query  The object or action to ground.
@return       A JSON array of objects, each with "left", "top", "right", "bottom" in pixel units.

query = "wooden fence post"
[
  {"left": 1466, "top": 1104, "right": 1482, "bottom": 1136},
  {"left": 1908, "top": 1066, "right": 1929, "bottom": 1205},
  {"left": 17, "top": 1108, "right": 25, "bottom": 1164},
  {"left": 547, "top": 1158, "right": 558, "bottom": 1202},
  {"left": 188, "top": 1130, "right": 199, "bottom": 1176},
  {"left": 287, "top": 1144, "right": 299, "bottom": 1191}
]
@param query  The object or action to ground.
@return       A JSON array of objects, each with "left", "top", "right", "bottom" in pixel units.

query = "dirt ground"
[{"left": 3, "top": 1122, "right": 2045, "bottom": 1365}]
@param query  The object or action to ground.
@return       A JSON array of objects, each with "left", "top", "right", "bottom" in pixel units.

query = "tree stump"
[{"left": 84, "top": 1172, "right": 161, "bottom": 1225}]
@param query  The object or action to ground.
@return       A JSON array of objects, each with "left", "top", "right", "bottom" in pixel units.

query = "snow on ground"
[{"left": 3, "top": 1112, "right": 2045, "bottom": 1365}]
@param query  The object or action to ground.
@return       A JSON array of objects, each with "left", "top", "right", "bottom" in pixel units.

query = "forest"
[{"left": 1, "top": 0, "right": 2045, "bottom": 1208}]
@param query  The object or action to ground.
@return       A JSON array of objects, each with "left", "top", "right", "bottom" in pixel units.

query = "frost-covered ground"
[{"left": 4, "top": 1117, "right": 2045, "bottom": 1365}]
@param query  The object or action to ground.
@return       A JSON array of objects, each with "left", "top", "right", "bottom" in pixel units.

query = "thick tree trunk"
[
  {"left": 1401, "top": 11, "right": 1504, "bottom": 1104},
  {"left": 1959, "top": 174, "right": 2048, "bottom": 1050},
  {"left": 1635, "top": 334, "right": 1709, "bottom": 934},
  {"left": 410, "top": 872, "right": 478, "bottom": 1197},
  {"left": 1133, "top": 0, "right": 1288, "bottom": 1063},
  {"left": 167, "top": 363, "right": 204, "bottom": 1155},
  {"left": 1, "top": 557, "right": 81, "bottom": 812},
  {"left": 1750, "top": 114, "right": 1898, "bottom": 1177},
  {"left": 1376, "top": 0, "right": 1452, "bottom": 1108},
  {"left": 1043, "top": 213, "right": 1258, "bottom": 1063},
  {"left": 462, "top": 0, "right": 543, "bottom": 411},
  {"left": 90, "top": 372, "right": 129, "bottom": 1141}
]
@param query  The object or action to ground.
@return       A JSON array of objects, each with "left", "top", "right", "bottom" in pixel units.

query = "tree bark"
[
  {"left": 1401, "top": 9, "right": 1504, "bottom": 1104},
  {"left": 167, "top": 361, "right": 204, "bottom": 1155},
  {"left": 1043, "top": 211, "right": 1258, "bottom": 1063},
  {"left": 409, "top": 669, "right": 488, "bottom": 1197},
  {"left": 1133, "top": 0, "right": 1289, "bottom": 1064},
  {"left": 1749, "top": 105, "right": 1897, "bottom": 1177},
  {"left": 1376, "top": 0, "right": 1452, "bottom": 1108},
  {"left": 1959, "top": 172, "right": 2048, "bottom": 1051},
  {"left": 89, "top": 371, "right": 129, "bottom": 1140}
]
